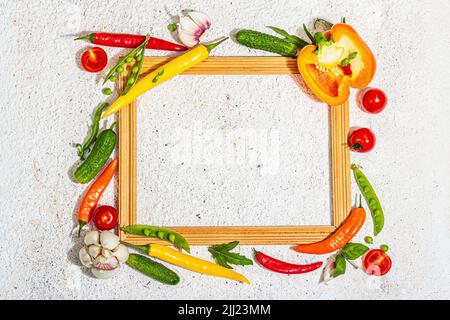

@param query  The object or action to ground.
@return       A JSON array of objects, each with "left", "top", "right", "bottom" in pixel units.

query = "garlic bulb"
[
  {"left": 173, "top": 10, "right": 211, "bottom": 47},
  {"left": 79, "top": 230, "right": 129, "bottom": 279}
]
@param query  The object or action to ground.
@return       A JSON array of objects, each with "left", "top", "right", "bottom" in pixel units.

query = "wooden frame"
[{"left": 118, "top": 57, "right": 351, "bottom": 245}]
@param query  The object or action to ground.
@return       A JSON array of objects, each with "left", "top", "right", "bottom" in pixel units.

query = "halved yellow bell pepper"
[{"left": 297, "top": 23, "right": 376, "bottom": 106}]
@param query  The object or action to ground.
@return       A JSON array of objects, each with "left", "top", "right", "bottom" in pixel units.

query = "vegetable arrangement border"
[{"left": 117, "top": 56, "right": 352, "bottom": 246}]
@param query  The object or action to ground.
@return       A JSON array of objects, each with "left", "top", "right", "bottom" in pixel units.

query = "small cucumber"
[
  {"left": 74, "top": 127, "right": 116, "bottom": 184},
  {"left": 236, "top": 29, "right": 298, "bottom": 57},
  {"left": 127, "top": 253, "right": 180, "bottom": 285}
]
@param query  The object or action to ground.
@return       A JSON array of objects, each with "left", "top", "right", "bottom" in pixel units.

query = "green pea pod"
[
  {"left": 351, "top": 164, "right": 385, "bottom": 236},
  {"left": 121, "top": 225, "right": 190, "bottom": 253},
  {"left": 342, "top": 243, "right": 369, "bottom": 260},
  {"left": 127, "top": 253, "right": 180, "bottom": 285}
]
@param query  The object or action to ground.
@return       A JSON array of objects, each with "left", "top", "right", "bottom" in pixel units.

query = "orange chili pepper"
[
  {"left": 77, "top": 159, "right": 118, "bottom": 235},
  {"left": 293, "top": 199, "right": 366, "bottom": 255},
  {"left": 297, "top": 23, "right": 376, "bottom": 106}
]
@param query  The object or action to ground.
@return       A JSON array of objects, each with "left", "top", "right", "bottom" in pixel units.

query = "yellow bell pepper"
[
  {"left": 297, "top": 24, "right": 376, "bottom": 106},
  {"left": 101, "top": 38, "right": 228, "bottom": 119},
  {"left": 125, "top": 242, "right": 250, "bottom": 284}
]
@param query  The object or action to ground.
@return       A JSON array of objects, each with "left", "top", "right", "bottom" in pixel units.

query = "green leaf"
[
  {"left": 267, "top": 26, "right": 309, "bottom": 49},
  {"left": 341, "top": 58, "right": 350, "bottom": 67},
  {"left": 208, "top": 241, "right": 253, "bottom": 269},
  {"left": 340, "top": 52, "right": 358, "bottom": 67},
  {"left": 267, "top": 25, "right": 290, "bottom": 38},
  {"left": 303, "top": 24, "right": 315, "bottom": 44},
  {"left": 332, "top": 253, "right": 346, "bottom": 278},
  {"left": 342, "top": 243, "right": 370, "bottom": 260}
]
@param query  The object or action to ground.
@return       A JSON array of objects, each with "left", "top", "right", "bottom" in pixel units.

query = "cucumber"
[
  {"left": 74, "top": 127, "right": 116, "bottom": 184},
  {"left": 127, "top": 254, "right": 180, "bottom": 285},
  {"left": 236, "top": 29, "right": 298, "bottom": 57}
]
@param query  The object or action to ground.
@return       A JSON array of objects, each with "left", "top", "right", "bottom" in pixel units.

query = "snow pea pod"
[
  {"left": 121, "top": 225, "right": 190, "bottom": 253},
  {"left": 351, "top": 164, "right": 384, "bottom": 236}
]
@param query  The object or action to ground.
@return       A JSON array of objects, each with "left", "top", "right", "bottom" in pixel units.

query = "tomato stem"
[{"left": 352, "top": 142, "right": 364, "bottom": 150}]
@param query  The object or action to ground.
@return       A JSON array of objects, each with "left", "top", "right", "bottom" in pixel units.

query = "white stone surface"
[{"left": 0, "top": 0, "right": 449, "bottom": 299}]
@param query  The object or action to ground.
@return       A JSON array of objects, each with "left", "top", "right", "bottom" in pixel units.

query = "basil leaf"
[
  {"left": 208, "top": 241, "right": 253, "bottom": 269},
  {"left": 342, "top": 243, "right": 369, "bottom": 260},
  {"left": 332, "top": 253, "right": 346, "bottom": 278},
  {"left": 349, "top": 51, "right": 358, "bottom": 59}
]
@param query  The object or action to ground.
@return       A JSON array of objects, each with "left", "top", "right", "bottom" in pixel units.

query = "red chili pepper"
[
  {"left": 76, "top": 33, "right": 188, "bottom": 52},
  {"left": 254, "top": 250, "right": 323, "bottom": 274}
]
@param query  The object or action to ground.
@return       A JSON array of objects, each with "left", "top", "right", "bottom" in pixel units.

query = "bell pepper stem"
[
  {"left": 204, "top": 37, "right": 229, "bottom": 52},
  {"left": 75, "top": 33, "right": 94, "bottom": 43}
]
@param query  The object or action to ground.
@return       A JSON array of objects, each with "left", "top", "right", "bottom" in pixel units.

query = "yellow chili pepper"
[
  {"left": 124, "top": 242, "right": 250, "bottom": 284},
  {"left": 101, "top": 37, "right": 228, "bottom": 119}
]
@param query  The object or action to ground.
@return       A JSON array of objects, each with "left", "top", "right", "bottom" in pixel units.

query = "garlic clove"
[
  {"left": 79, "top": 247, "right": 93, "bottom": 267},
  {"left": 88, "top": 245, "right": 102, "bottom": 259},
  {"left": 84, "top": 230, "right": 100, "bottom": 246},
  {"left": 179, "top": 15, "right": 200, "bottom": 34},
  {"left": 101, "top": 248, "right": 112, "bottom": 258},
  {"left": 92, "top": 255, "right": 120, "bottom": 271},
  {"left": 112, "top": 244, "right": 129, "bottom": 263},
  {"left": 178, "top": 29, "right": 200, "bottom": 47},
  {"left": 91, "top": 267, "right": 120, "bottom": 279},
  {"left": 99, "top": 231, "right": 120, "bottom": 250},
  {"left": 186, "top": 11, "right": 211, "bottom": 30}
]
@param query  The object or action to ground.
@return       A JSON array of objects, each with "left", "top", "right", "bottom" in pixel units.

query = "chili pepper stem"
[
  {"left": 78, "top": 221, "right": 87, "bottom": 237},
  {"left": 121, "top": 241, "right": 149, "bottom": 253},
  {"left": 204, "top": 37, "right": 229, "bottom": 52},
  {"left": 75, "top": 34, "right": 94, "bottom": 42}
]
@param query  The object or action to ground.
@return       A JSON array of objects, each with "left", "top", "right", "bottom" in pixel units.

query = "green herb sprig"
[{"left": 208, "top": 241, "right": 253, "bottom": 269}]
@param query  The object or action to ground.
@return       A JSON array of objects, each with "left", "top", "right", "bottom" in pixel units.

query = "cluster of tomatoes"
[{"left": 349, "top": 88, "right": 388, "bottom": 153}]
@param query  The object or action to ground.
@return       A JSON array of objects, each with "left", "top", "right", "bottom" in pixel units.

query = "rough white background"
[{"left": 0, "top": 0, "right": 449, "bottom": 300}]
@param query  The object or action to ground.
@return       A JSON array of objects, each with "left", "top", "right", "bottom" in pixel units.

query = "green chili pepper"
[
  {"left": 121, "top": 225, "right": 190, "bottom": 253},
  {"left": 352, "top": 164, "right": 385, "bottom": 236},
  {"left": 75, "top": 102, "right": 109, "bottom": 160}
]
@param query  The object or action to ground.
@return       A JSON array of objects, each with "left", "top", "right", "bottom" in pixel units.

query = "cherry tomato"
[
  {"left": 364, "top": 249, "right": 392, "bottom": 276},
  {"left": 81, "top": 47, "right": 108, "bottom": 73},
  {"left": 92, "top": 205, "right": 118, "bottom": 231},
  {"left": 358, "top": 88, "right": 388, "bottom": 114},
  {"left": 348, "top": 127, "right": 376, "bottom": 153}
]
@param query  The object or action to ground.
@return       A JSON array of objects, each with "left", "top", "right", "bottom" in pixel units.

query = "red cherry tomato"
[
  {"left": 348, "top": 127, "right": 376, "bottom": 153},
  {"left": 92, "top": 206, "right": 118, "bottom": 231},
  {"left": 81, "top": 47, "right": 108, "bottom": 73},
  {"left": 358, "top": 88, "right": 388, "bottom": 114},
  {"left": 364, "top": 249, "right": 392, "bottom": 276}
]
